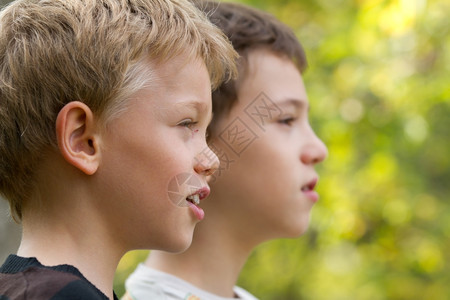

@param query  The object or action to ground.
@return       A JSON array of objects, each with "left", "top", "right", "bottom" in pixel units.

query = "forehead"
[
  {"left": 150, "top": 54, "right": 210, "bottom": 99},
  {"left": 116, "top": 54, "right": 211, "bottom": 122},
  {"left": 236, "top": 49, "right": 308, "bottom": 107}
]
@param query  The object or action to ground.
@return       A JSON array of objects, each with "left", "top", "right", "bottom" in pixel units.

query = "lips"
[
  {"left": 186, "top": 186, "right": 210, "bottom": 220},
  {"left": 301, "top": 178, "right": 317, "bottom": 192},
  {"left": 186, "top": 194, "right": 200, "bottom": 205},
  {"left": 301, "top": 178, "right": 319, "bottom": 202},
  {"left": 186, "top": 186, "right": 210, "bottom": 203}
]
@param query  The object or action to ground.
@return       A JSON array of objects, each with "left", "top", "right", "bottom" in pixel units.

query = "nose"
[
  {"left": 194, "top": 146, "right": 220, "bottom": 176},
  {"left": 300, "top": 130, "right": 328, "bottom": 165}
]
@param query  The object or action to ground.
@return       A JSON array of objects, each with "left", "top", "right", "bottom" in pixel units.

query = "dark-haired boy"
[{"left": 123, "top": 1, "right": 327, "bottom": 299}]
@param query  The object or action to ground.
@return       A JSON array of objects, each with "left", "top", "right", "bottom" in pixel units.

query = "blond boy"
[{"left": 0, "top": 0, "right": 236, "bottom": 299}]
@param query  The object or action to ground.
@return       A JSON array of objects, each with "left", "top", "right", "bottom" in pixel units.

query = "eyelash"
[
  {"left": 178, "top": 119, "right": 198, "bottom": 128},
  {"left": 278, "top": 117, "right": 296, "bottom": 126}
]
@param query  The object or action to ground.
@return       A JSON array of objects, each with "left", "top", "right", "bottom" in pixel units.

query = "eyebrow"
[
  {"left": 175, "top": 101, "right": 208, "bottom": 113},
  {"left": 174, "top": 100, "right": 212, "bottom": 123},
  {"left": 270, "top": 98, "right": 310, "bottom": 113}
]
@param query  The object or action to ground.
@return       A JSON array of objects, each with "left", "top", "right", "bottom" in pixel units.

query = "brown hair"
[
  {"left": 0, "top": 0, "right": 237, "bottom": 221},
  {"left": 192, "top": 0, "right": 307, "bottom": 137}
]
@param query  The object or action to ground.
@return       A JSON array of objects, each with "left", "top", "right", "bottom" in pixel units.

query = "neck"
[
  {"left": 146, "top": 213, "right": 257, "bottom": 298},
  {"left": 18, "top": 203, "right": 122, "bottom": 300}
]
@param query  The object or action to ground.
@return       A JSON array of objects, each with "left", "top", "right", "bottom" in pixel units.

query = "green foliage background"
[{"left": 115, "top": 0, "right": 450, "bottom": 299}]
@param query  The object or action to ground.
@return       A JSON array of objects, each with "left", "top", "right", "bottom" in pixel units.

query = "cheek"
[
  {"left": 242, "top": 137, "right": 294, "bottom": 175},
  {"left": 211, "top": 132, "right": 299, "bottom": 197},
  {"left": 99, "top": 133, "right": 182, "bottom": 202},
  {"left": 246, "top": 141, "right": 301, "bottom": 202}
]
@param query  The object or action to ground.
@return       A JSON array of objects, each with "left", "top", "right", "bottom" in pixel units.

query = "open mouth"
[
  {"left": 301, "top": 178, "right": 319, "bottom": 202},
  {"left": 301, "top": 185, "right": 309, "bottom": 192},
  {"left": 301, "top": 178, "right": 317, "bottom": 192},
  {"left": 185, "top": 186, "right": 210, "bottom": 206},
  {"left": 186, "top": 194, "right": 200, "bottom": 205},
  {"left": 301, "top": 184, "right": 313, "bottom": 192},
  {"left": 185, "top": 187, "right": 210, "bottom": 221}
]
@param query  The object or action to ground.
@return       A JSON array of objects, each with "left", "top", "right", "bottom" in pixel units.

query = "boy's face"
[
  {"left": 207, "top": 49, "right": 328, "bottom": 242},
  {"left": 93, "top": 54, "right": 218, "bottom": 252}
]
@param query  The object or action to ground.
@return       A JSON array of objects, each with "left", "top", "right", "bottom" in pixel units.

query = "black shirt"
[{"left": 0, "top": 255, "right": 118, "bottom": 300}]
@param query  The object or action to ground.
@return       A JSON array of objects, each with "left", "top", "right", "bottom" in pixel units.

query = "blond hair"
[{"left": 0, "top": 0, "right": 237, "bottom": 220}]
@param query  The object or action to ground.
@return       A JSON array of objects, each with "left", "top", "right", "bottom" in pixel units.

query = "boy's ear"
[{"left": 56, "top": 101, "right": 101, "bottom": 175}]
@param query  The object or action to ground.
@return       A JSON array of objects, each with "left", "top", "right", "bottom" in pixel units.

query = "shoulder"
[
  {"left": 124, "top": 265, "right": 196, "bottom": 300},
  {"left": 233, "top": 286, "right": 259, "bottom": 300},
  {"left": 125, "top": 265, "right": 257, "bottom": 300},
  {"left": 50, "top": 279, "right": 110, "bottom": 300},
  {"left": 1, "top": 267, "right": 105, "bottom": 299},
  {"left": 4, "top": 267, "right": 108, "bottom": 300},
  {"left": 1, "top": 255, "right": 109, "bottom": 300}
]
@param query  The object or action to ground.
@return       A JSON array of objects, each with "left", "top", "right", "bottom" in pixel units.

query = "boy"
[
  {"left": 123, "top": 1, "right": 328, "bottom": 299},
  {"left": 0, "top": 0, "right": 237, "bottom": 299}
]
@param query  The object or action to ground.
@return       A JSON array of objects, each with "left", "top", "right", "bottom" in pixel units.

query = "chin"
[
  {"left": 292, "top": 225, "right": 310, "bottom": 238},
  {"left": 281, "top": 217, "right": 311, "bottom": 238},
  {"left": 157, "top": 230, "right": 194, "bottom": 253}
]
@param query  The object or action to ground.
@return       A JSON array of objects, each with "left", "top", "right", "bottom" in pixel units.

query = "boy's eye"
[
  {"left": 278, "top": 117, "right": 296, "bottom": 126},
  {"left": 177, "top": 119, "right": 198, "bottom": 130}
]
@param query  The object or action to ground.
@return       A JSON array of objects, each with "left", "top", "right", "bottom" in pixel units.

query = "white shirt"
[{"left": 123, "top": 264, "right": 259, "bottom": 300}]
